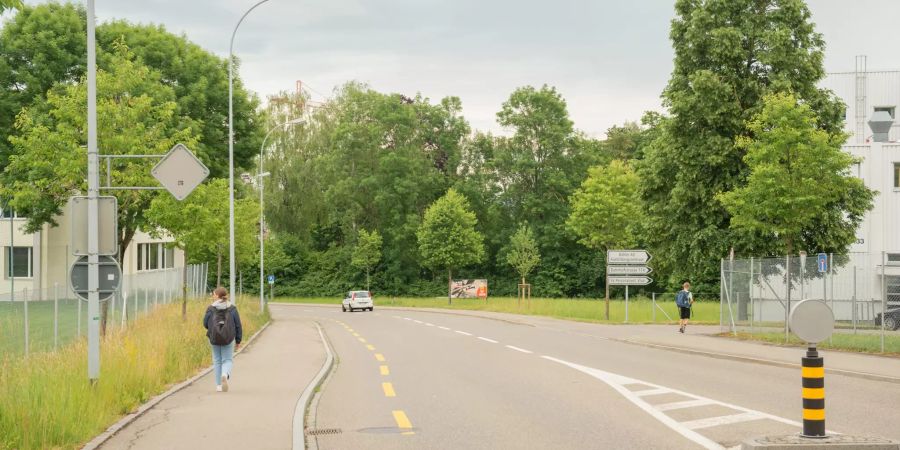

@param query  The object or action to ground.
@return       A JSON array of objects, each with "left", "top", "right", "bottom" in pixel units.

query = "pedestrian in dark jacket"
[
  {"left": 203, "top": 287, "right": 243, "bottom": 392},
  {"left": 675, "top": 281, "right": 694, "bottom": 334}
]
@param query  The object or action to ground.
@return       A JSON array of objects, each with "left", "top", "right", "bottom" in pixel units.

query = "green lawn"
[
  {"left": 274, "top": 296, "right": 721, "bottom": 324},
  {"left": 723, "top": 331, "right": 900, "bottom": 356},
  {"left": 0, "top": 291, "right": 175, "bottom": 358}
]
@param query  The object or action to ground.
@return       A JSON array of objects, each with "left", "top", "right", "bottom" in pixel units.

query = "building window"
[
  {"left": 874, "top": 106, "right": 896, "bottom": 119},
  {"left": 137, "top": 242, "right": 175, "bottom": 271},
  {"left": 888, "top": 253, "right": 900, "bottom": 266},
  {"left": 894, "top": 163, "right": 900, "bottom": 189},
  {"left": 887, "top": 276, "right": 900, "bottom": 306},
  {"left": 0, "top": 207, "right": 22, "bottom": 219},
  {"left": 5, "top": 246, "right": 33, "bottom": 278}
]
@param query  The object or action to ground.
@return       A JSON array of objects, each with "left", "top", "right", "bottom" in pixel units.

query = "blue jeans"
[{"left": 211, "top": 341, "right": 235, "bottom": 385}]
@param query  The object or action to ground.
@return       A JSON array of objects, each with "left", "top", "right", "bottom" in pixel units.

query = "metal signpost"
[
  {"left": 70, "top": 256, "right": 121, "bottom": 302},
  {"left": 267, "top": 274, "right": 275, "bottom": 305},
  {"left": 607, "top": 250, "right": 653, "bottom": 322}
]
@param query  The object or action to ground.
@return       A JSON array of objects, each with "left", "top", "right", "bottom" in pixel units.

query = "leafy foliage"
[
  {"left": 567, "top": 159, "right": 643, "bottom": 252},
  {"left": 1, "top": 42, "right": 198, "bottom": 255},
  {"left": 506, "top": 225, "right": 540, "bottom": 284},
  {"left": 717, "top": 93, "right": 874, "bottom": 254},
  {"left": 639, "top": 0, "right": 845, "bottom": 289},
  {"left": 351, "top": 229, "right": 383, "bottom": 290},
  {"left": 417, "top": 189, "right": 485, "bottom": 284}
]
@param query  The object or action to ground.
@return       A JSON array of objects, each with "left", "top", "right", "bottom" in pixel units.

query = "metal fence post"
[
  {"left": 785, "top": 254, "right": 791, "bottom": 342},
  {"left": 77, "top": 295, "right": 82, "bottom": 337},
  {"left": 54, "top": 283, "right": 59, "bottom": 350},
  {"left": 23, "top": 287, "right": 29, "bottom": 358},
  {"left": 882, "top": 251, "right": 886, "bottom": 353},
  {"left": 154, "top": 282, "right": 159, "bottom": 308},
  {"left": 749, "top": 257, "right": 755, "bottom": 333},
  {"left": 852, "top": 266, "right": 858, "bottom": 333},
  {"left": 652, "top": 293, "right": 656, "bottom": 322}
]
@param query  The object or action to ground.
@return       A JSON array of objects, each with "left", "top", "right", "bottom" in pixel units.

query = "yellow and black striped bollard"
[{"left": 801, "top": 346, "right": 825, "bottom": 437}]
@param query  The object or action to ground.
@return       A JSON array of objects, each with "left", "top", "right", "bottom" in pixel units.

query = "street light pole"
[
  {"left": 258, "top": 118, "right": 303, "bottom": 312},
  {"left": 86, "top": 0, "right": 101, "bottom": 381},
  {"left": 229, "top": 0, "right": 271, "bottom": 300}
]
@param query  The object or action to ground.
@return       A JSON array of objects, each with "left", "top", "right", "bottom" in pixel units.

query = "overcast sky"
[{"left": 12, "top": 0, "right": 900, "bottom": 137}]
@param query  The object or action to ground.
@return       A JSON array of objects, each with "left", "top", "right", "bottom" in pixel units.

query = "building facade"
[{"left": 1, "top": 198, "right": 182, "bottom": 301}]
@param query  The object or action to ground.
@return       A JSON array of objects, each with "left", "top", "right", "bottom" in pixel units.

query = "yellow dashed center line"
[
  {"left": 366, "top": 344, "right": 376, "bottom": 351},
  {"left": 393, "top": 410, "right": 413, "bottom": 431},
  {"left": 382, "top": 382, "right": 396, "bottom": 397},
  {"left": 375, "top": 353, "right": 385, "bottom": 362},
  {"left": 352, "top": 332, "right": 360, "bottom": 337},
  {"left": 380, "top": 365, "right": 390, "bottom": 376},
  {"left": 358, "top": 337, "right": 367, "bottom": 343}
]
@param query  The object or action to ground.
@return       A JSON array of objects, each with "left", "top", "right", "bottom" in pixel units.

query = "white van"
[{"left": 342, "top": 291, "right": 374, "bottom": 312}]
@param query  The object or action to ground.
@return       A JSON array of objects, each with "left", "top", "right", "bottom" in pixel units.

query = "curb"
[
  {"left": 292, "top": 321, "right": 335, "bottom": 450},
  {"left": 81, "top": 320, "right": 273, "bottom": 450},
  {"left": 616, "top": 338, "right": 900, "bottom": 385}
]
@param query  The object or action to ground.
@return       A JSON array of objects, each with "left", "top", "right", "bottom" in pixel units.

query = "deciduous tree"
[
  {"left": 351, "top": 229, "right": 382, "bottom": 291},
  {"left": 417, "top": 189, "right": 484, "bottom": 304}
]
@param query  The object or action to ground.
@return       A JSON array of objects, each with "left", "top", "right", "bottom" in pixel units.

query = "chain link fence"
[
  {"left": 0, "top": 263, "right": 209, "bottom": 359},
  {"left": 721, "top": 253, "right": 900, "bottom": 351}
]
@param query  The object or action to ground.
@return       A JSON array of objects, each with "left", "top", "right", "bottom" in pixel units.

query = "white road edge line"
[
  {"left": 477, "top": 337, "right": 499, "bottom": 343},
  {"left": 455, "top": 330, "right": 473, "bottom": 336},
  {"left": 505, "top": 345, "right": 533, "bottom": 354},
  {"left": 403, "top": 318, "right": 412, "bottom": 321},
  {"left": 425, "top": 323, "right": 435, "bottom": 327},
  {"left": 541, "top": 355, "right": 804, "bottom": 450},
  {"left": 413, "top": 320, "right": 424, "bottom": 324},
  {"left": 438, "top": 326, "right": 451, "bottom": 330}
]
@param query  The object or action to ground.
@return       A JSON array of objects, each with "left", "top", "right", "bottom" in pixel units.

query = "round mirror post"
[
  {"left": 789, "top": 299, "right": 834, "bottom": 438},
  {"left": 801, "top": 344, "right": 826, "bottom": 437}
]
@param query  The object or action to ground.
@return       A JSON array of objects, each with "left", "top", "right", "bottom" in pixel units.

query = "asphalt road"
[{"left": 276, "top": 304, "right": 899, "bottom": 450}]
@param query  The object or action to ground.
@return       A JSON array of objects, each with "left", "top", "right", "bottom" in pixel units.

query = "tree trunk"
[
  {"left": 216, "top": 245, "right": 223, "bottom": 288},
  {"left": 182, "top": 248, "right": 188, "bottom": 320},
  {"left": 448, "top": 268, "right": 452, "bottom": 306}
]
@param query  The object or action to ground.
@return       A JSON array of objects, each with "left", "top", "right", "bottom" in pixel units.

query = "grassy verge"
[
  {"left": 275, "top": 296, "right": 720, "bottom": 324},
  {"left": 722, "top": 331, "right": 900, "bottom": 356},
  {"left": 0, "top": 296, "right": 269, "bottom": 450}
]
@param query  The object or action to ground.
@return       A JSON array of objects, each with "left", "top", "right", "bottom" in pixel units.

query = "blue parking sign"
[
  {"left": 267, "top": 275, "right": 275, "bottom": 284},
  {"left": 816, "top": 253, "right": 828, "bottom": 273}
]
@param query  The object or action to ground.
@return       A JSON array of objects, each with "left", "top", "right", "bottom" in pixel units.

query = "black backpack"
[{"left": 208, "top": 307, "right": 237, "bottom": 345}]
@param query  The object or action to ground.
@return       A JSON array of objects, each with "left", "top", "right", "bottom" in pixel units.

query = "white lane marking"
[
  {"left": 413, "top": 320, "right": 424, "bottom": 324},
  {"left": 403, "top": 318, "right": 413, "bottom": 321},
  {"left": 633, "top": 388, "right": 670, "bottom": 397},
  {"left": 505, "top": 345, "right": 533, "bottom": 354},
  {"left": 393, "top": 316, "right": 402, "bottom": 319},
  {"left": 455, "top": 331, "right": 473, "bottom": 336},
  {"left": 656, "top": 399, "right": 714, "bottom": 412},
  {"left": 682, "top": 413, "right": 764, "bottom": 430},
  {"left": 438, "top": 326, "right": 451, "bottom": 330},
  {"left": 477, "top": 337, "right": 498, "bottom": 343},
  {"left": 425, "top": 323, "right": 435, "bottom": 327},
  {"left": 541, "top": 356, "right": 803, "bottom": 450}
]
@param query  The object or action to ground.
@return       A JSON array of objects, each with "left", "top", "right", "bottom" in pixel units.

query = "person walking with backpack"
[
  {"left": 203, "top": 287, "right": 243, "bottom": 392},
  {"left": 675, "top": 281, "right": 694, "bottom": 334}
]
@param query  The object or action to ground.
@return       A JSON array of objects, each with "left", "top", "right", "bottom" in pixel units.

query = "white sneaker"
[
  {"left": 216, "top": 385, "right": 223, "bottom": 392},
  {"left": 221, "top": 374, "right": 229, "bottom": 392}
]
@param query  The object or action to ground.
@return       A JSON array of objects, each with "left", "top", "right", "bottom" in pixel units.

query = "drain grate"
[{"left": 306, "top": 428, "right": 342, "bottom": 436}]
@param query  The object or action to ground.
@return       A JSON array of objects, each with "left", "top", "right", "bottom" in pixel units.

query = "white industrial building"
[{"left": 821, "top": 56, "right": 900, "bottom": 309}]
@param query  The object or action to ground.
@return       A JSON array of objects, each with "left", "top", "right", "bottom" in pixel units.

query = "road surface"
[{"left": 292, "top": 303, "right": 899, "bottom": 450}]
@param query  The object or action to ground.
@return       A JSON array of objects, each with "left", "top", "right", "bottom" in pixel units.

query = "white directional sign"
[
  {"left": 71, "top": 196, "right": 118, "bottom": 256},
  {"left": 151, "top": 143, "right": 209, "bottom": 201},
  {"left": 607, "top": 276, "right": 653, "bottom": 286},
  {"left": 607, "top": 265, "right": 652, "bottom": 275},
  {"left": 607, "top": 250, "right": 652, "bottom": 264}
]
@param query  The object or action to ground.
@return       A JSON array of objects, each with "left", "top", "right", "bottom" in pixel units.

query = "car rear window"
[{"left": 353, "top": 291, "right": 370, "bottom": 298}]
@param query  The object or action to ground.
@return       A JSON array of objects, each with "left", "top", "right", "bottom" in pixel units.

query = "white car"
[{"left": 342, "top": 290, "right": 374, "bottom": 312}]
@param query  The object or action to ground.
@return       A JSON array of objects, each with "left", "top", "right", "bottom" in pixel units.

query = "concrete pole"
[
  {"left": 54, "top": 282, "right": 59, "bottom": 350},
  {"left": 882, "top": 251, "right": 886, "bottom": 353},
  {"left": 86, "top": 0, "right": 101, "bottom": 381}
]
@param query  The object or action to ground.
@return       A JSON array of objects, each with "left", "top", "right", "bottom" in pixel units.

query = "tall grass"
[
  {"left": 0, "top": 297, "right": 268, "bottom": 450},
  {"left": 725, "top": 332, "right": 900, "bottom": 355},
  {"left": 276, "top": 296, "right": 721, "bottom": 324}
]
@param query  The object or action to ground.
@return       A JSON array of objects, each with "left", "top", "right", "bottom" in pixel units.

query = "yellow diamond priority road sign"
[{"left": 151, "top": 144, "right": 209, "bottom": 201}]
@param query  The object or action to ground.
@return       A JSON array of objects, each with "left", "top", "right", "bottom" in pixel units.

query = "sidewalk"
[
  {"left": 600, "top": 324, "right": 900, "bottom": 383},
  {"left": 100, "top": 311, "right": 325, "bottom": 450}
]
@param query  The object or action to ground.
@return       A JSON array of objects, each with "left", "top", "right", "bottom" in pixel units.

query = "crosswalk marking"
[
  {"left": 633, "top": 388, "right": 670, "bottom": 397},
  {"left": 682, "top": 413, "right": 764, "bottom": 430},
  {"left": 655, "top": 399, "right": 714, "bottom": 412}
]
